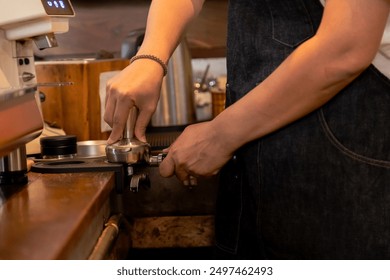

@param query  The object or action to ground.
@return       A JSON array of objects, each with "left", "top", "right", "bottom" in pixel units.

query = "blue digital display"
[{"left": 41, "top": 0, "right": 74, "bottom": 15}]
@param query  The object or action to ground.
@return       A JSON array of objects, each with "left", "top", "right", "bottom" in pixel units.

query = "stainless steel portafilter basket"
[{"left": 105, "top": 107, "right": 150, "bottom": 164}]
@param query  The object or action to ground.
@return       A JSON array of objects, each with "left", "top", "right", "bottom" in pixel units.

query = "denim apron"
[{"left": 215, "top": 0, "right": 390, "bottom": 259}]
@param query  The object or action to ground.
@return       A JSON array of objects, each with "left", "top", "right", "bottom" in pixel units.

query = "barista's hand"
[
  {"left": 104, "top": 60, "right": 164, "bottom": 143},
  {"left": 159, "top": 121, "right": 233, "bottom": 184}
]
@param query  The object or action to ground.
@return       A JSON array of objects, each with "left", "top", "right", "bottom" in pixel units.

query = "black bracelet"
[{"left": 130, "top": 54, "right": 168, "bottom": 76}]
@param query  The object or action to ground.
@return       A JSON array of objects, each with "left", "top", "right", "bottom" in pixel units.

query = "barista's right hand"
[{"left": 104, "top": 59, "right": 164, "bottom": 144}]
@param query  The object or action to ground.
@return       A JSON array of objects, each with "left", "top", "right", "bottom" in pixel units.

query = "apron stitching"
[{"left": 318, "top": 109, "right": 390, "bottom": 168}]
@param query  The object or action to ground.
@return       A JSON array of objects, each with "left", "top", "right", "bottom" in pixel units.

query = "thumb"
[{"left": 159, "top": 154, "right": 175, "bottom": 178}]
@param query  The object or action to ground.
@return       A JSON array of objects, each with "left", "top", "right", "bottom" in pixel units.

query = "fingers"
[
  {"left": 183, "top": 175, "right": 198, "bottom": 188},
  {"left": 103, "top": 87, "right": 115, "bottom": 128},
  {"left": 105, "top": 98, "right": 152, "bottom": 144},
  {"left": 160, "top": 144, "right": 188, "bottom": 181},
  {"left": 159, "top": 152, "right": 198, "bottom": 187},
  {"left": 107, "top": 100, "right": 133, "bottom": 145},
  {"left": 105, "top": 83, "right": 125, "bottom": 144},
  {"left": 134, "top": 109, "right": 153, "bottom": 143}
]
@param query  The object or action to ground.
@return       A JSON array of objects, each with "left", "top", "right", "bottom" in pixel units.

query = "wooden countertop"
[{"left": 0, "top": 171, "right": 115, "bottom": 260}]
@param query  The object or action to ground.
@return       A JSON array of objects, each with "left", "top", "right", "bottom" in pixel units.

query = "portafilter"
[{"left": 105, "top": 107, "right": 151, "bottom": 164}]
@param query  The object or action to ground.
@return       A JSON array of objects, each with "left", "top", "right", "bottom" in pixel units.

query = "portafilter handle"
[{"left": 124, "top": 106, "right": 137, "bottom": 139}]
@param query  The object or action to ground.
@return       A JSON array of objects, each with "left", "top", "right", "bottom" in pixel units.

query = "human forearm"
[
  {"left": 104, "top": 0, "right": 204, "bottom": 143},
  {"left": 212, "top": 0, "right": 390, "bottom": 153},
  {"left": 159, "top": 0, "right": 390, "bottom": 183},
  {"left": 137, "top": 0, "right": 204, "bottom": 62},
  {"left": 211, "top": 40, "right": 359, "bottom": 152}
]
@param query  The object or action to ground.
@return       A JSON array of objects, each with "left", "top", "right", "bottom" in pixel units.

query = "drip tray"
[{"left": 147, "top": 131, "right": 181, "bottom": 151}]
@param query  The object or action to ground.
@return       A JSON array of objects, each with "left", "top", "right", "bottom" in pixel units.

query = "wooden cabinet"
[{"left": 36, "top": 59, "right": 129, "bottom": 141}]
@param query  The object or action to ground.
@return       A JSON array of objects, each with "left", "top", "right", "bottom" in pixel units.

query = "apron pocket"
[
  {"left": 265, "top": 0, "right": 315, "bottom": 47},
  {"left": 319, "top": 66, "right": 390, "bottom": 167}
]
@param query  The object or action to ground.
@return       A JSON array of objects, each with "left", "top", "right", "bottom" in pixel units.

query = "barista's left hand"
[{"left": 159, "top": 121, "right": 233, "bottom": 184}]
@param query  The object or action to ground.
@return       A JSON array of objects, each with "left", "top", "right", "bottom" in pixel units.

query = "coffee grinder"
[{"left": 0, "top": 0, "right": 75, "bottom": 185}]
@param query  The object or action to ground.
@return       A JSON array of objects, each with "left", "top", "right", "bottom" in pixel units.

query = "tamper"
[{"left": 105, "top": 107, "right": 150, "bottom": 164}]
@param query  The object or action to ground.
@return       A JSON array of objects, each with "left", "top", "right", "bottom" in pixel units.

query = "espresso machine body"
[{"left": 0, "top": 0, "right": 75, "bottom": 185}]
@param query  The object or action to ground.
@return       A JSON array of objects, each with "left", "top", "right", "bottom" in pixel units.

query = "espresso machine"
[{"left": 0, "top": 0, "right": 75, "bottom": 185}]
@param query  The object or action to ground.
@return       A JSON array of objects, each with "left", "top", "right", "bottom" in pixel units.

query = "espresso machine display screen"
[{"left": 41, "top": 0, "right": 74, "bottom": 15}]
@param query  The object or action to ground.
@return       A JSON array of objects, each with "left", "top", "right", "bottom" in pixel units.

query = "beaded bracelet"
[{"left": 130, "top": 54, "right": 168, "bottom": 76}]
